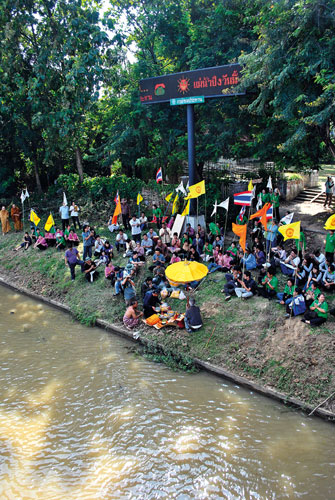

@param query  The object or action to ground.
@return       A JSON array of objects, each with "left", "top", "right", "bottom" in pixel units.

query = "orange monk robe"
[
  {"left": 11, "top": 206, "right": 23, "bottom": 231},
  {"left": 0, "top": 209, "right": 11, "bottom": 234}
]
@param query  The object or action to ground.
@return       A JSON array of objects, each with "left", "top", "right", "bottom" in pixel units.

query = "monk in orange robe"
[
  {"left": 11, "top": 204, "right": 23, "bottom": 231},
  {"left": 0, "top": 206, "right": 11, "bottom": 235}
]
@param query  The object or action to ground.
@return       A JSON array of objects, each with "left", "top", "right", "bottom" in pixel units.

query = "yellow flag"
[
  {"left": 185, "top": 180, "right": 206, "bottom": 199},
  {"left": 44, "top": 213, "right": 55, "bottom": 232},
  {"left": 248, "top": 180, "right": 254, "bottom": 191},
  {"left": 30, "top": 210, "right": 40, "bottom": 226},
  {"left": 324, "top": 214, "right": 335, "bottom": 230},
  {"left": 181, "top": 200, "right": 190, "bottom": 216},
  {"left": 172, "top": 194, "right": 179, "bottom": 215},
  {"left": 137, "top": 193, "right": 143, "bottom": 205},
  {"left": 278, "top": 221, "right": 301, "bottom": 241},
  {"left": 165, "top": 192, "right": 173, "bottom": 202}
]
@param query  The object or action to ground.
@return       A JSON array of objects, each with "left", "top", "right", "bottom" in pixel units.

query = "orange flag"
[
  {"left": 112, "top": 197, "right": 122, "bottom": 225},
  {"left": 250, "top": 202, "right": 271, "bottom": 231},
  {"left": 232, "top": 223, "right": 247, "bottom": 252}
]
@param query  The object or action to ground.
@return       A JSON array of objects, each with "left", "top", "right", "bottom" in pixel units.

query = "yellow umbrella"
[{"left": 165, "top": 260, "right": 208, "bottom": 286}]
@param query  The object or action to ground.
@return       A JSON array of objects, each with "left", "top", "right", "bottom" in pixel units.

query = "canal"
[{"left": 0, "top": 285, "right": 334, "bottom": 499}]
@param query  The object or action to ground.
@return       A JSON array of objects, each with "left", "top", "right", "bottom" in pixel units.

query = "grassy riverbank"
[{"left": 0, "top": 225, "right": 334, "bottom": 413}]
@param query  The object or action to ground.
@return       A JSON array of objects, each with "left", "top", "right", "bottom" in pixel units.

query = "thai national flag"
[
  {"left": 238, "top": 206, "right": 246, "bottom": 222},
  {"left": 266, "top": 204, "right": 273, "bottom": 219},
  {"left": 156, "top": 167, "right": 163, "bottom": 183},
  {"left": 114, "top": 191, "right": 119, "bottom": 204},
  {"left": 233, "top": 191, "right": 253, "bottom": 206}
]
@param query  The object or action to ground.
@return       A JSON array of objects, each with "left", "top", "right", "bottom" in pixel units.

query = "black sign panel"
[{"left": 139, "top": 63, "right": 243, "bottom": 104}]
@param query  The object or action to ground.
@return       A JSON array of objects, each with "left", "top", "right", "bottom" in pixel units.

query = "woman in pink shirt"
[
  {"left": 170, "top": 252, "right": 181, "bottom": 264},
  {"left": 68, "top": 230, "right": 79, "bottom": 246},
  {"left": 221, "top": 252, "right": 233, "bottom": 272},
  {"left": 34, "top": 235, "right": 48, "bottom": 250}
]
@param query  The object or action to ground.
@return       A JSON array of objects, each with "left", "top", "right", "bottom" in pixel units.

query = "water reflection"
[{"left": 0, "top": 285, "right": 334, "bottom": 499}]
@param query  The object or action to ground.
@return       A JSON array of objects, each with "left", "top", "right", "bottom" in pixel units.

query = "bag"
[
  {"left": 170, "top": 290, "right": 180, "bottom": 299},
  {"left": 179, "top": 291, "right": 186, "bottom": 300}
]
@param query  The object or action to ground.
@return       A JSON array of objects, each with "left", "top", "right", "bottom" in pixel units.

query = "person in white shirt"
[
  {"left": 280, "top": 249, "right": 300, "bottom": 276},
  {"left": 59, "top": 203, "right": 69, "bottom": 232},
  {"left": 69, "top": 202, "right": 80, "bottom": 229},
  {"left": 129, "top": 215, "right": 141, "bottom": 243},
  {"left": 312, "top": 249, "right": 326, "bottom": 266},
  {"left": 159, "top": 222, "right": 171, "bottom": 245},
  {"left": 140, "top": 212, "right": 148, "bottom": 231},
  {"left": 107, "top": 215, "right": 119, "bottom": 233},
  {"left": 115, "top": 230, "right": 128, "bottom": 252}
]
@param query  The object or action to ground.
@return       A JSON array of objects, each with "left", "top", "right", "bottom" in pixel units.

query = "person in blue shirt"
[
  {"left": 241, "top": 248, "right": 257, "bottom": 270},
  {"left": 149, "top": 249, "right": 166, "bottom": 271},
  {"left": 59, "top": 202, "right": 70, "bottom": 232},
  {"left": 82, "top": 225, "right": 94, "bottom": 261},
  {"left": 265, "top": 219, "right": 278, "bottom": 254}
]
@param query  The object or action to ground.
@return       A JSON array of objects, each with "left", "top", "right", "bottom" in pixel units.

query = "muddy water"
[{"left": 0, "top": 285, "right": 334, "bottom": 499}]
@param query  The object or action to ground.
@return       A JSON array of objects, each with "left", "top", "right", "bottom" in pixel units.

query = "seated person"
[
  {"left": 68, "top": 229, "right": 79, "bottom": 246},
  {"left": 277, "top": 278, "right": 295, "bottom": 305},
  {"left": 186, "top": 223, "right": 195, "bottom": 238},
  {"left": 141, "top": 277, "right": 153, "bottom": 298},
  {"left": 125, "top": 239, "right": 136, "bottom": 258},
  {"left": 140, "top": 212, "right": 148, "bottom": 231},
  {"left": 322, "top": 263, "right": 335, "bottom": 292},
  {"left": 305, "top": 264, "right": 322, "bottom": 290},
  {"left": 32, "top": 228, "right": 44, "bottom": 243},
  {"left": 258, "top": 267, "right": 278, "bottom": 299},
  {"left": 143, "top": 288, "right": 161, "bottom": 318},
  {"left": 188, "top": 246, "right": 200, "bottom": 262},
  {"left": 251, "top": 236, "right": 264, "bottom": 253},
  {"left": 83, "top": 257, "right": 99, "bottom": 282},
  {"left": 221, "top": 267, "right": 242, "bottom": 300},
  {"left": 285, "top": 288, "right": 306, "bottom": 318},
  {"left": 251, "top": 220, "right": 264, "bottom": 246},
  {"left": 226, "top": 242, "right": 238, "bottom": 262},
  {"left": 255, "top": 246, "right": 266, "bottom": 268},
  {"left": 55, "top": 229, "right": 66, "bottom": 251},
  {"left": 184, "top": 297, "right": 203, "bottom": 333},
  {"left": 197, "top": 224, "right": 205, "bottom": 240},
  {"left": 234, "top": 271, "right": 257, "bottom": 299},
  {"left": 168, "top": 233, "right": 181, "bottom": 254},
  {"left": 14, "top": 232, "right": 32, "bottom": 251},
  {"left": 45, "top": 230, "right": 56, "bottom": 247},
  {"left": 304, "top": 282, "right": 321, "bottom": 308},
  {"left": 180, "top": 240, "right": 191, "bottom": 260},
  {"left": 147, "top": 228, "right": 159, "bottom": 244},
  {"left": 208, "top": 250, "right": 225, "bottom": 273},
  {"left": 115, "top": 230, "right": 128, "bottom": 252},
  {"left": 192, "top": 233, "right": 204, "bottom": 254},
  {"left": 280, "top": 249, "right": 300, "bottom": 276},
  {"left": 64, "top": 225, "right": 71, "bottom": 241},
  {"left": 272, "top": 244, "right": 286, "bottom": 266},
  {"left": 122, "top": 275, "right": 136, "bottom": 305},
  {"left": 123, "top": 299, "right": 143, "bottom": 329},
  {"left": 96, "top": 249, "right": 109, "bottom": 267},
  {"left": 105, "top": 261, "right": 116, "bottom": 284},
  {"left": 302, "top": 293, "right": 329, "bottom": 327},
  {"left": 94, "top": 235, "right": 104, "bottom": 257},
  {"left": 149, "top": 249, "right": 166, "bottom": 271},
  {"left": 312, "top": 249, "right": 326, "bottom": 267},
  {"left": 213, "top": 235, "right": 224, "bottom": 249},
  {"left": 241, "top": 248, "right": 257, "bottom": 270},
  {"left": 201, "top": 241, "right": 214, "bottom": 262},
  {"left": 107, "top": 215, "right": 119, "bottom": 233},
  {"left": 181, "top": 232, "right": 193, "bottom": 246},
  {"left": 141, "top": 234, "right": 154, "bottom": 256},
  {"left": 129, "top": 251, "right": 144, "bottom": 272},
  {"left": 103, "top": 240, "right": 113, "bottom": 261},
  {"left": 34, "top": 234, "right": 48, "bottom": 250},
  {"left": 134, "top": 241, "right": 145, "bottom": 260},
  {"left": 155, "top": 239, "right": 168, "bottom": 258},
  {"left": 170, "top": 252, "right": 181, "bottom": 264}
]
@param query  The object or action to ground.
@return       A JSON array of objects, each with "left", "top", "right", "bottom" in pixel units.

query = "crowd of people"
[{"left": 3, "top": 188, "right": 335, "bottom": 331}]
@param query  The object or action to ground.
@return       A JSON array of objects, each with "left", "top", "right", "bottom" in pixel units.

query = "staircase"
[{"left": 294, "top": 187, "right": 326, "bottom": 204}]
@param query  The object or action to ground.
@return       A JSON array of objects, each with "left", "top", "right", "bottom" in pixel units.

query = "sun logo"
[
  {"left": 286, "top": 228, "right": 294, "bottom": 238},
  {"left": 195, "top": 186, "right": 202, "bottom": 194},
  {"left": 177, "top": 77, "right": 190, "bottom": 94}
]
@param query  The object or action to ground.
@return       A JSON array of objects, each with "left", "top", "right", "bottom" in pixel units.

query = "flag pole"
[
  {"left": 223, "top": 208, "right": 229, "bottom": 251},
  {"left": 196, "top": 198, "right": 199, "bottom": 231},
  {"left": 241, "top": 205, "right": 252, "bottom": 282}
]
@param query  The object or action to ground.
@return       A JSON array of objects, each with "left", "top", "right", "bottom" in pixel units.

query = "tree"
[{"left": 240, "top": 0, "right": 335, "bottom": 166}]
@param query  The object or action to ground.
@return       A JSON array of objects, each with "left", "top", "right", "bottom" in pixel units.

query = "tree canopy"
[{"left": 1, "top": 0, "right": 334, "bottom": 195}]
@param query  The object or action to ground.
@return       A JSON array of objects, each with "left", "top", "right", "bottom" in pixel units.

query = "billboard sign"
[{"left": 139, "top": 63, "right": 243, "bottom": 104}]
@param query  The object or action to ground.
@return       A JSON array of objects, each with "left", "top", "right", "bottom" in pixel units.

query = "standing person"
[
  {"left": 59, "top": 202, "right": 69, "bottom": 232},
  {"left": 10, "top": 204, "right": 23, "bottom": 232},
  {"left": 264, "top": 219, "right": 278, "bottom": 255},
  {"left": 121, "top": 199, "right": 131, "bottom": 230},
  {"left": 82, "top": 225, "right": 94, "bottom": 260},
  {"left": 184, "top": 297, "right": 203, "bottom": 333},
  {"left": 0, "top": 206, "right": 11, "bottom": 235},
  {"left": 324, "top": 177, "right": 334, "bottom": 208},
  {"left": 325, "top": 230, "right": 335, "bottom": 263},
  {"left": 69, "top": 202, "right": 80, "bottom": 229},
  {"left": 129, "top": 215, "right": 142, "bottom": 243},
  {"left": 123, "top": 300, "right": 143, "bottom": 329},
  {"left": 271, "top": 188, "right": 281, "bottom": 222},
  {"left": 65, "top": 243, "right": 84, "bottom": 281},
  {"left": 159, "top": 222, "right": 171, "bottom": 245},
  {"left": 152, "top": 204, "right": 163, "bottom": 229}
]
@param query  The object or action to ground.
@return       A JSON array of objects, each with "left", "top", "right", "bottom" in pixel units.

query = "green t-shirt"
[
  {"left": 263, "top": 275, "right": 278, "bottom": 292},
  {"left": 227, "top": 245, "right": 238, "bottom": 256},
  {"left": 283, "top": 284, "right": 295, "bottom": 296},
  {"left": 295, "top": 231, "right": 306, "bottom": 251},
  {"left": 209, "top": 222, "right": 220, "bottom": 236},
  {"left": 204, "top": 244, "right": 213, "bottom": 256},
  {"left": 153, "top": 207, "right": 163, "bottom": 217},
  {"left": 261, "top": 193, "right": 270, "bottom": 203},
  {"left": 312, "top": 300, "right": 328, "bottom": 319},
  {"left": 64, "top": 228, "right": 70, "bottom": 237},
  {"left": 325, "top": 233, "right": 335, "bottom": 253},
  {"left": 271, "top": 193, "right": 280, "bottom": 208},
  {"left": 306, "top": 286, "right": 321, "bottom": 299},
  {"left": 236, "top": 215, "right": 248, "bottom": 225}
]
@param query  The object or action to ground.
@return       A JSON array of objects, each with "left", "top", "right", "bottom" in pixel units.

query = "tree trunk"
[
  {"left": 75, "top": 146, "right": 84, "bottom": 183},
  {"left": 34, "top": 162, "right": 42, "bottom": 193}
]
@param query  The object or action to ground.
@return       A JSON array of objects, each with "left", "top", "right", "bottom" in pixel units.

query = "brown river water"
[{"left": 0, "top": 285, "right": 334, "bottom": 499}]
